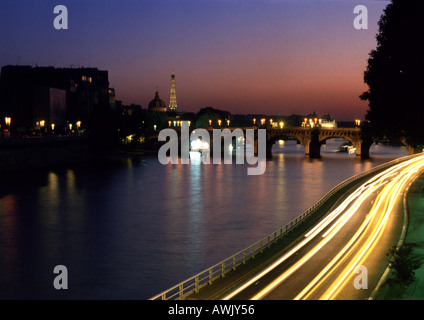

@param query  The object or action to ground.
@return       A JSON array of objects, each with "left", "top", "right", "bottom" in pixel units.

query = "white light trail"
[{"left": 221, "top": 154, "right": 424, "bottom": 300}]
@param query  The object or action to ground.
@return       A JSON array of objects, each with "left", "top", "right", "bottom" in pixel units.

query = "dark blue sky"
[{"left": 0, "top": 0, "right": 389, "bottom": 120}]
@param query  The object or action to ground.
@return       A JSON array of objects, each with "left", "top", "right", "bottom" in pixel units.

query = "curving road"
[{"left": 222, "top": 154, "right": 424, "bottom": 300}]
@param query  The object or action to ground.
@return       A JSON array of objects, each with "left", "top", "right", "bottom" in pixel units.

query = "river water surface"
[{"left": 0, "top": 139, "right": 408, "bottom": 299}]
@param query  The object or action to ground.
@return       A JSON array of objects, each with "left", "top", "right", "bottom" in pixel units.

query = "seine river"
[{"left": 0, "top": 139, "right": 408, "bottom": 299}]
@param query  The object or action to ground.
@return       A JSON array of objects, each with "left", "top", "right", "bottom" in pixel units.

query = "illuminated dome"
[{"left": 148, "top": 91, "right": 167, "bottom": 112}]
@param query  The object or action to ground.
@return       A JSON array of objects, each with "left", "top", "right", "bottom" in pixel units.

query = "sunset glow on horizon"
[{"left": 0, "top": 0, "right": 389, "bottom": 120}]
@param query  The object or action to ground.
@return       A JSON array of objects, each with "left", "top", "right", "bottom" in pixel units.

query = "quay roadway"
[{"left": 188, "top": 154, "right": 424, "bottom": 300}]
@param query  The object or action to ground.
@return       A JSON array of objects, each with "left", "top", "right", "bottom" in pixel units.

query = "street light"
[
  {"left": 209, "top": 119, "right": 212, "bottom": 126},
  {"left": 253, "top": 118, "right": 256, "bottom": 125},
  {"left": 5, "top": 117, "right": 11, "bottom": 127},
  {"left": 227, "top": 119, "right": 230, "bottom": 126},
  {"left": 279, "top": 121, "right": 284, "bottom": 129},
  {"left": 218, "top": 119, "right": 222, "bottom": 126}
]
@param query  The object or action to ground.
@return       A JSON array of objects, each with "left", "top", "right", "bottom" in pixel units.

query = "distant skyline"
[{"left": 0, "top": 0, "right": 389, "bottom": 120}]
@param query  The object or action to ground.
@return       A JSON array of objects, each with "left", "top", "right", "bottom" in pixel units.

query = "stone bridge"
[
  {"left": 145, "top": 126, "right": 401, "bottom": 159},
  {"left": 266, "top": 127, "right": 372, "bottom": 158}
]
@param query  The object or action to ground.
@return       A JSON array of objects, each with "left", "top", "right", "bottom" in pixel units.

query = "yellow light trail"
[
  {"left": 250, "top": 179, "right": 384, "bottom": 300},
  {"left": 295, "top": 163, "right": 422, "bottom": 300},
  {"left": 294, "top": 182, "right": 387, "bottom": 300},
  {"left": 241, "top": 155, "right": 424, "bottom": 301},
  {"left": 320, "top": 162, "right": 422, "bottom": 300},
  {"left": 221, "top": 177, "right": 378, "bottom": 300},
  {"left": 298, "top": 157, "right": 424, "bottom": 300}
]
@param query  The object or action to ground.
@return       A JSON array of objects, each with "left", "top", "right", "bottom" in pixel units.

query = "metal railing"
[{"left": 149, "top": 153, "right": 421, "bottom": 300}]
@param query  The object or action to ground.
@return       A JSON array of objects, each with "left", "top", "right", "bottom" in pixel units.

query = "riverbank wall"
[{"left": 0, "top": 136, "right": 93, "bottom": 172}]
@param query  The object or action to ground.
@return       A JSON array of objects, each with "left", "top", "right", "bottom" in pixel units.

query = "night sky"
[{"left": 0, "top": 0, "right": 389, "bottom": 120}]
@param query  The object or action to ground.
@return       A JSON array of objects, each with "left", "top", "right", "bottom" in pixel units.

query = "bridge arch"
[
  {"left": 266, "top": 127, "right": 372, "bottom": 159},
  {"left": 266, "top": 131, "right": 308, "bottom": 158},
  {"left": 318, "top": 128, "right": 372, "bottom": 159},
  {"left": 266, "top": 128, "right": 322, "bottom": 158}
]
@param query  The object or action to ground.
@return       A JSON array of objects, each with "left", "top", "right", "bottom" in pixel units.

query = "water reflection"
[
  {"left": 0, "top": 139, "right": 409, "bottom": 299},
  {"left": 0, "top": 194, "right": 18, "bottom": 291}
]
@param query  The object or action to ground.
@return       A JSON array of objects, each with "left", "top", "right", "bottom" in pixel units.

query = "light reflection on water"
[{"left": 0, "top": 139, "right": 409, "bottom": 299}]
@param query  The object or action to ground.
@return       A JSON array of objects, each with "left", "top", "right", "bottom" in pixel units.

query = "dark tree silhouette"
[
  {"left": 360, "top": 0, "right": 424, "bottom": 148},
  {"left": 195, "top": 107, "right": 231, "bottom": 128},
  {"left": 387, "top": 245, "right": 423, "bottom": 287}
]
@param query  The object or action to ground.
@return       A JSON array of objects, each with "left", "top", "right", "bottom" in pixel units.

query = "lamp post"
[{"left": 4, "top": 117, "right": 11, "bottom": 136}]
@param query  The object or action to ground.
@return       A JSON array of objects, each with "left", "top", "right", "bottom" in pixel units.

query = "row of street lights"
[
  {"left": 168, "top": 120, "right": 192, "bottom": 127},
  {"left": 35, "top": 120, "right": 82, "bottom": 132},
  {"left": 3, "top": 117, "right": 83, "bottom": 131},
  {"left": 252, "top": 118, "right": 284, "bottom": 128},
  {"left": 165, "top": 118, "right": 285, "bottom": 129},
  {"left": 167, "top": 119, "right": 232, "bottom": 128},
  {"left": 301, "top": 117, "right": 321, "bottom": 128},
  {"left": 2, "top": 116, "right": 83, "bottom": 136},
  {"left": 209, "top": 119, "right": 231, "bottom": 127}
]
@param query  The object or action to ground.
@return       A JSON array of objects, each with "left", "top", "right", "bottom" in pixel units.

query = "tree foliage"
[
  {"left": 387, "top": 245, "right": 423, "bottom": 287},
  {"left": 195, "top": 107, "right": 230, "bottom": 128},
  {"left": 360, "top": 0, "right": 424, "bottom": 147}
]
